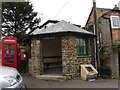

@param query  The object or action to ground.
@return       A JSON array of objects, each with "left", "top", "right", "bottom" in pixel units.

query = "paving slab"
[{"left": 22, "top": 73, "right": 119, "bottom": 88}]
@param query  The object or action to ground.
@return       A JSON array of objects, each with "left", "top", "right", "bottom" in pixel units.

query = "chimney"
[
  {"left": 118, "top": 1, "right": 120, "bottom": 10},
  {"left": 113, "top": 4, "right": 119, "bottom": 10}
]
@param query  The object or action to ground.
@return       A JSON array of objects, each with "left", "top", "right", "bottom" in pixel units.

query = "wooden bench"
[{"left": 43, "top": 56, "right": 62, "bottom": 68}]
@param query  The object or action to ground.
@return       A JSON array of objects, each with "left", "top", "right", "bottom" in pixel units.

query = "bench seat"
[{"left": 43, "top": 56, "right": 62, "bottom": 68}]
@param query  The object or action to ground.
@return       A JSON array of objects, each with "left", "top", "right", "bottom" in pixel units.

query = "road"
[
  {"left": 0, "top": 50, "right": 119, "bottom": 89},
  {"left": 22, "top": 73, "right": 119, "bottom": 89}
]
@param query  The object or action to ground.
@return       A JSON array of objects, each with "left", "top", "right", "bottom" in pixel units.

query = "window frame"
[
  {"left": 77, "top": 38, "right": 88, "bottom": 56},
  {"left": 110, "top": 16, "right": 120, "bottom": 29}
]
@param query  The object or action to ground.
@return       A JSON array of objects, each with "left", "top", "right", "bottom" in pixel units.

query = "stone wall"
[
  {"left": 77, "top": 57, "right": 91, "bottom": 65},
  {"left": 110, "top": 51, "right": 119, "bottom": 78},
  {"left": 28, "top": 35, "right": 93, "bottom": 80},
  {"left": 98, "top": 18, "right": 112, "bottom": 46},
  {"left": 98, "top": 17, "right": 119, "bottom": 78},
  {"left": 62, "top": 35, "right": 79, "bottom": 79},
  {"left": 28, "top": 38, "right": 43, "bottom": 77}
]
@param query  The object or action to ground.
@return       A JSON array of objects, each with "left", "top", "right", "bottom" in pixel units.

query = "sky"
[{"left": 29, "top": 0, "right": 120, "bottom": 27}]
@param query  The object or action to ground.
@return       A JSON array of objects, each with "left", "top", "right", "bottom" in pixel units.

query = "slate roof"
[{"left": 31, "top": 20, "right": 94, "bottom": 36}]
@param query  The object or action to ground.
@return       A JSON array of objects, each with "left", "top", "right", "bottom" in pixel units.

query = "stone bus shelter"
[{"left": 28, "top": 20, "right": 94, "bottom": 80}]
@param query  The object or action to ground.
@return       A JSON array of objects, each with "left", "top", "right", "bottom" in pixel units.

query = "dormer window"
[{"left": 110, "top": 16, "right": 120, "bottom": 28}]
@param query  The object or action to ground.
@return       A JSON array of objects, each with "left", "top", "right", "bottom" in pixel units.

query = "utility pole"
[{"left": 93, "top": 0, "right": 100, "bottom": 75}]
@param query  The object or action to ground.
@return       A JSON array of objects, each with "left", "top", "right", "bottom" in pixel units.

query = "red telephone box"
[{"left": 2, "top": 36, "right": 17, "bottom": 68}]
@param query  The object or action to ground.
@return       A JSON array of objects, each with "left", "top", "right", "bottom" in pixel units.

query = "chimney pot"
[{"left": 113, "top": 4, "right": 119, "bottom": 10}]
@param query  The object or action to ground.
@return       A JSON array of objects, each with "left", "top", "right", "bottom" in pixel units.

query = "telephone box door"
[{"left": 2, "top": 36, "right": 17, "bottom": 68}]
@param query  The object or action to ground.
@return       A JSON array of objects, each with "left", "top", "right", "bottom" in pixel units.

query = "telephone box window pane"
[{"left": 5, "top": 44, "right": 14, "bottom": 63}]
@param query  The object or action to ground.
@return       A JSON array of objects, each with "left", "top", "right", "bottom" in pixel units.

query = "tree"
[{"left": 2, "top": 2, "right": 40, "bottom": 43}]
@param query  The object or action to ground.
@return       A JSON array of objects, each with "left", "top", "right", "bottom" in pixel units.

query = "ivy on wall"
[{"left": 111, "top": 40, "right": 120, "bottom": 51}]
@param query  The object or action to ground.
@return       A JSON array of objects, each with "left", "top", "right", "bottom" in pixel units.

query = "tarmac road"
[{"left": 22, "top": 73, "right": 119, "bottom": 89}]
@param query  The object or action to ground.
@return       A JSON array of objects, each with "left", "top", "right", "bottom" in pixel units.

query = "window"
[
  {"left": 77, "top": 38, "right": 88, "bottom": 56},
  {"left": 110, "top": 16, "right": 120, "bottom": 28},
  {"left": 5, "top": 44, "right": 14, "bottom": 62}
]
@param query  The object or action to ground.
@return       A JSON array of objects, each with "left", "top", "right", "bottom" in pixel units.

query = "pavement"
[
  {"left": 0, "top": 50, "right": 119, "bottom": 89},
  {"left": 22, "top": 73, "right": 119, "bottom": 88}
]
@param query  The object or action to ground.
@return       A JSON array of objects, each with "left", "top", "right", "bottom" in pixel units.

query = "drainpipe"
[{"left": 93, "top": 0, "right": 100, "bottom": 75}]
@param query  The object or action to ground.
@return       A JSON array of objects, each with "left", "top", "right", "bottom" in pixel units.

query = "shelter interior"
[{"left": 42, "top": 38, "right": 62, "bottom": 75}]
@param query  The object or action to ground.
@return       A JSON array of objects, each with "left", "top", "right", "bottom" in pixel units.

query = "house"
[
  {"left": 27, "top": 20, "right": 94, "bottom": 80},
  {"left": 86, "top": 4, "right": 120, "bottom": 78}
]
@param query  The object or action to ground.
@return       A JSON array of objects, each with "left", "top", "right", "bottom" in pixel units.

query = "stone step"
[{"left": 36, "top": 74, "right": 67, "bottom": 81}]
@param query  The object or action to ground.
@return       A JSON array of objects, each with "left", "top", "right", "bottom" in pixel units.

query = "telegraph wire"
[{"left": 53, "top": 0, "right": 71, "bottom": 19}]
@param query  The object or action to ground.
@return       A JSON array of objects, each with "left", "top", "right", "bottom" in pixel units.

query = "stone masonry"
[
  {"left": 61, "top": 35, "right": 79, "bottom": 79},
  {"left": 29, "top": 35, "right": 92, "bottom": 80},
  {"left": 110, "top": 51, "right": 119, "bottom": 78},
  {"left": 28, "top": 38, "right": 43, "bottom": 77},
  {"left": 98, "top": 17, "right": 120, "bottom": 78}
]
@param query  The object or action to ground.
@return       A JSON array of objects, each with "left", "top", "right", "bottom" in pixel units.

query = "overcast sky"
[{"left": 29, "top": 0, "right": 120, "bottom": 27}]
